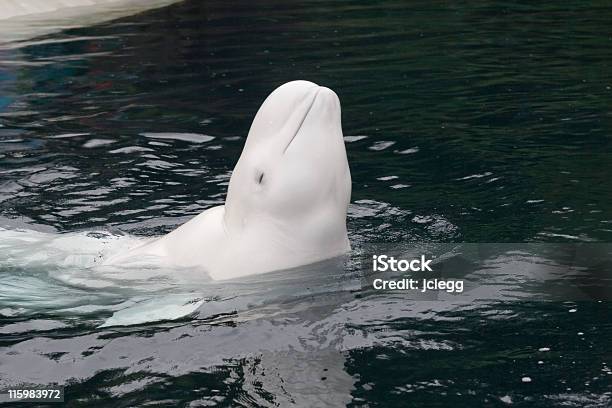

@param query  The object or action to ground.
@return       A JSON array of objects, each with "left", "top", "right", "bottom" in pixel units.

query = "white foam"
[{"left": 99, "top": 294, "right": 205, "bottom": 327}]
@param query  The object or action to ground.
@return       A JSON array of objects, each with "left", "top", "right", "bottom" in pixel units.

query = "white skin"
[
  {"left": 0, "top": 0, "right": 182, "bottom": 43},
  {"left": 105, "top": 80, "right": 352, "bottom": 280}
]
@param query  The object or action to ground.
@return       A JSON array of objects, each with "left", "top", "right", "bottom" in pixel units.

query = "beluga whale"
[{"left": 105, "top": 80, "right": 352, "bottom": 280}]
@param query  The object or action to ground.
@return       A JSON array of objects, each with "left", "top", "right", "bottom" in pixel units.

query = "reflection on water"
[{"left": 1, "top": 0, "right": 611, "bottom": 406}]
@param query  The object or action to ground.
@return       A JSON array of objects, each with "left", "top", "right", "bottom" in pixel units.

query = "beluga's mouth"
[{"left": 283, "top": 87, "right": 321, "bottom": 154}]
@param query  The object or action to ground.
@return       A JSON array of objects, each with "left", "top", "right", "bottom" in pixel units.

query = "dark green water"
[{"left": 0, "top": 1, "right": 611, "bottom": 406}]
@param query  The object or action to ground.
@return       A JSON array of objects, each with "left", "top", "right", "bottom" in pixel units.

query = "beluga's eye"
[{"left": 256, "top": 172, "right": 264, "bottom": 184}]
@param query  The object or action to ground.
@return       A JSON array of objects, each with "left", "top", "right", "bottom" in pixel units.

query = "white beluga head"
[
  {"left": 104, "top": 80, "right": 351, "bottom": 280},
  {"left": 223, "top": 80, "right": 351, "bottom": 266}
]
